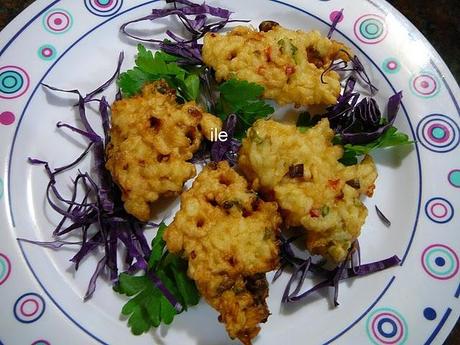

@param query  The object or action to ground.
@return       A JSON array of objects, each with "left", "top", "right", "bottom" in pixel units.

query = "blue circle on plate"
[
  {"left": 435, "top": 257, "right": 446, "bottom": 267},
  {"left": 13, "top": 292, "right": 46, "bottom": 323},
  {"left": 377, "top": 318, "right": 398, "bottom": 338},
  {"left": 423, "top": 307, "right": 437, "bottom": 320}
]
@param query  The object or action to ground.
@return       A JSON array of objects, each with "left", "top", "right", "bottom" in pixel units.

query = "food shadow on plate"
[
  {"left": 42, "top": 84, "right": 78, "bottom": 108},
  {"left": 151, "top": 301, "right": 240, "bottom": 345},
  {"left": 148, "top": 194, "right": 179, "bottom": 224},
  {"left": 276, "top": 272, "right": 333, "bottom": 316},
  {"left": 41, "top": 86, "right": 89, "bottom": 150},
  {"left": 274, "top": 233, "right": 344, "bottom": 315},
  {"left": 370, "top": 143, "right": 414, "bottom": 168},
  {"left": 118, "top": 16, "right": 190, "bottom": 48}
]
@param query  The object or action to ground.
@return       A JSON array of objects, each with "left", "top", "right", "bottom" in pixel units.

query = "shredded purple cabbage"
[
  {"left": 326, "top": 73, "right": 403, "bottom": 145},
  {"left": 276, "top": 236, "right": 401, "bottom": 304},
  {"left": 375, "top": 205, "right": 391, "bottom": 227},
  {"left": 121, "top": 0, "right": 248, "bottom": 63},
  {"left": 327, "top": 8, "right": 343, "bottom": 39},
  {"left": 210, "top": 113, "right": 241, "bottom": 165},
  {"left": 321, "top": 51, "right": 378, "bottom": 95},
  {"left": 23, "top": 53, "right": 180, "bottom": 309}
]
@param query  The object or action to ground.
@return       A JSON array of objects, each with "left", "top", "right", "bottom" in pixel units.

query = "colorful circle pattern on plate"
[
  {"left": 329, "top": 10, "right": 344, "bottom": 23},
  {"left": 38, "top": 44, "right": 57, "bottom": 61},
  {"left": 448, "top": 169, "right": 460, "bottom": 188},
  {"left": 421, "top": 244, "right": 459, "bottom": 280},
  {"left": 366, "top": 308, "right": 408, "bottom": 345},
  {"left": 423, "top": 307, "right": 437, "bottom": 321},
  {"left": 84, "top": 0, "right": 123, "bottom": 17},
  {"left": 0, "top": 253, "right": 12, "bottom": 285},
  {"left": 0, "top": 0, "right": 458, "bottom": 344},
  {"left": 0, "top": 66, "right": 30, "bottom": 99},
  {"left": 354, "top": 14, "right": 388, "bottom": 44},
  {"left": 42, "top": 8, "right": 73, "bottom": 34},
  {"left": 410, "top": 71, "right": 440, "bottom": 98},
  {"left": 382, "top": 57, "right": 401, "bottom": 74},
  {"left": 0, "top": 111, "right": 15, "bottom": 126},
  {"left": 31, "top": 340, "right": 51, "bottom": 345},
  {"left": 425, "top": 197, "right": 454, "bottom": 223},
  {"left": 416, "top": 114, "right": 460, "bottom": 153},
  {"left": 13, "top": 293, "right": 46, "bottom": 323}
]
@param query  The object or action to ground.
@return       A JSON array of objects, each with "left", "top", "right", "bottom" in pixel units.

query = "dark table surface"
[{"left": 0, "top": 0, "right": 459, "bottom": 344}]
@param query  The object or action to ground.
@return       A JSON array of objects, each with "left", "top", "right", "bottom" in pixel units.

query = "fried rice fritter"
[
  {"left": 202, "top": 24, "right": 351, "bottom": 106},
  {"left": 106, "top": 81, "right": 222, "bottom": 221},
  {"left": 238, "top": 118, "right": 378, "bottom": 262},
  {"left": 164, "top": 161, "right": 281, "bottom": 345}
]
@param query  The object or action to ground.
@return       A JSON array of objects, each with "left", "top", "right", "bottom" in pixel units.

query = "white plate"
[{"left": 0, "top": 0, "right": 459, "bottom": 344}]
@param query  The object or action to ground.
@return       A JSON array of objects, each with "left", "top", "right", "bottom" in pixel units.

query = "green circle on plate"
[
  {"left": 0, "top": 71, "right": 22, "bottom": 92},
  {"left": 366, "top": 23, "right": 379, "bottom": 35},
  {"left": 360, "top": 19, "right": 383, "bottom": 39},
  {"left": 38, "top": 44, "right": 57, "bottom": 61},
  {"left": 432, "top": 127, "right": 445, "bottom": 139},
  {"left": 0, "top": 259, "right": 6, "bottom": 279},
  {"left": 382, "top": 58, "right": 401, "bottom": 74},
  {"left": 3, "top": 76, "right": 16, "bottom": 88},
  {"left": 449, "top": 170, "right": 460, "bottom": 187}
]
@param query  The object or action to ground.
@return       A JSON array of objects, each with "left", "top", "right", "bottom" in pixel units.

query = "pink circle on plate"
[
  {"left": 413, "top": 75, "right": 436, "bottom": 95},
  {"left": 330, "top": 10, "right": 344, "bottom": 23},
  {"left": 387, "top": 62, "right": 397, "bottom": 70},
  {"left": 430, "top": 202, "right": 448, "bottom": 218},
  {"left": 0, "top": 111, "right": 15, "bottom": 125},
  {"left": 371, "top": 312, "right": 404, "bottom": 344},
  {"left": 47, "top": 12, "right": 70, "bottom": 32},
  {"left": 20, "top": 299, "right": 40, "bottom": 317},
  {"left": 427, "top": 123, "right": 449, "bottom": 142}
]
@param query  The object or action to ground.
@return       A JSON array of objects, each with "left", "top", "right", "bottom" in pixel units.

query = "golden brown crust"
[
  {"left": 238, "top": 118, "right": 377, "bottom": 262},
  {"left": 106, "top": 81, "right": 222, "bottom": 221},
  {"left": 164, "top": 161, "right": 281, "bottom": 344},
  {"left": 202, "top": 25, "right": 352, "bottom": 106}
]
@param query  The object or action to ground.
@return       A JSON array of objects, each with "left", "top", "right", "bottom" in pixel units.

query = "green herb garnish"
[
  {"left": 216, "top": 78, "right": 274, "bottom": 138},
  {"left": 338, "top": 126, "right": 414, "bottom": 165},
  {"left": 118, "top": 44, "right": 200, "bottom": 101},
  {"left": 296, "top": 112, "right": 321, "bottom": 132},
  {"left": 114, "top": 223, "right": 200, "bottom": 335}
]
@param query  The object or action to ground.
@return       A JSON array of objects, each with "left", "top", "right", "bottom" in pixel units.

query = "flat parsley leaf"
[
  {"left": 338, "top": 126, "right": 414, "bottom": 165},
  {"left": 114, "top": 223, "right": 199, "bottom": 335},
  {"left": 296, "top": 112, "right": 321, "bottom": 133},
  {"left": 216, "top": 78, "right": 274, "bottom": 138},
  {"left": 118, "top": 44, "right": 200, "bottom": 101}
]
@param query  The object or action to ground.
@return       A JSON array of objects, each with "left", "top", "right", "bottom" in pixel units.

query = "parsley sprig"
[
  {"left": 296, "top": 111, "right": 321, "bottom": 132},
  {"left": 337, "top": 126, "right": 413, "bottom": 165},
  {"left": 114, "top": 223, "right": 200, "bottom": 335},
  {"left": 118, "top": 44, "right": 200, "bottom": 101},
  {"left": 216, "top": 78, "right": 274, "bottom": 138}
]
